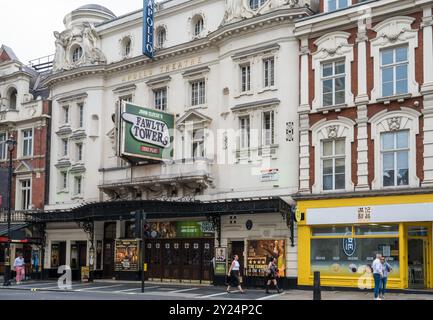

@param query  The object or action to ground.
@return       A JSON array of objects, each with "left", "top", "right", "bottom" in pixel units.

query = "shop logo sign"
[
  {"left": 343, "top": 236, "right": 356, "bottom": 257},
  {"left": 122, "top": 112, "right": 171, "bottom": 149}
]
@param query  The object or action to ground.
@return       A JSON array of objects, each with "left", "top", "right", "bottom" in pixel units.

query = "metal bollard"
[{"left": 313, "top": 271, "right": 321, "bottom": 300}]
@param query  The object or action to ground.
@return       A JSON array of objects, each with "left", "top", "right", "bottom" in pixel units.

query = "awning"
[{"left": 0, "top": 223, "right": 29, "bottom": 239}]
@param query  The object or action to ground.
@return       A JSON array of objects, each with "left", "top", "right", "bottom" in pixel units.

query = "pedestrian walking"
[
  {"left": 265, "top": 257, "right": 282, "bottom": 294},
  {"left": 372, "top": 253, "right": 383, "bottom": 300},
  {"left": 13, "top": 252, "right": 25, "bottom": 285},
  {"left": 380, "top": 257, "right": 392, "bottom": 300},
  {"left": 226, "top": 255, "right": 245, "bottom": 294}
]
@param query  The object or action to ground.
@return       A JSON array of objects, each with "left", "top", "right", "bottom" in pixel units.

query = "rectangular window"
[
  {"left": 241, "top": 64, "right": 251, "bottom": 92},
  {"left": 20, "top": 179, "right": 31, "bottom": 210},
  {"left": 311, "top": 237, "right": 399, "bottom": 278},
  {"left": 62, "top": 139, "right": 68, "bottom": 157},
  {"left": 76, "top": 143, "right": 83, "bottom": 162},
  {"left": 191, "top": 80, "right": 205, "bottom": 106},
  {"left": 22, "top": 129, "right": 33, "bottom": 157},
  {"left": 381, "top": 46, "right": 408, "bottom": 97},
  {"left": 0, "top": 133, "right": 6, "bottom": 161},
  {"left": 262, "top": 111, "right": 275, "bottom": 146},
  {"left": 381, "top": 130, "right": 409, "bottom": 187},
  {"left": 322, "top": 60, "right": 346, "bottom": 107},
  {"left": 78, "top": 104, "right": 84, "bottom": 128},
  {"left": 322, "top": 139, "right": 345, "bottom": 191},
  {"left": 192, "top": 129, "right": 205, "bottom": 159},
  {"left": 264, "top": 58, "right": 275, "bottom": 88},
  {"left": 74, "top": 176, "right": 82, "bottom": 195},
  {"left": 154, "top": 87, "right": 167, "bottom": 111},
  {"left": 326, "top": 0, "right": 350, "bottom": 11},
  {"left": 63, "top": 106, "right": 69, "bottom": 124},
  {"left": 239, "top": 116, "right": 250, "bottom": 149},
  {"left": 60, "top": 172, "right": 68, "bottom": 190}
]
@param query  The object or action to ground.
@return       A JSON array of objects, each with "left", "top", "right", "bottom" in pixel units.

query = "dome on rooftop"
[{"left": 75, "top": 4, "right": 116, "bottom": 17}]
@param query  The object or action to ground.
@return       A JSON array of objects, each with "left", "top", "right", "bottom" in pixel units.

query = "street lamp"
[{"left": 3, "top": 135, "right": 16, "bottom": 286}]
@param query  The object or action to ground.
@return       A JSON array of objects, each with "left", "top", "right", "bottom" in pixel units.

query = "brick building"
[
  {"left": 293, "top": 0, "right": 433, "bottom": 290},
  {"left": 0, "top": 45, "right": 51, "bottom": 275}
]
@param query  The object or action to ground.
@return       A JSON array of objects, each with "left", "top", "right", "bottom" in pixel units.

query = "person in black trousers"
[{"left": 266, "top": 258, "right": 282, "bottom": 294}]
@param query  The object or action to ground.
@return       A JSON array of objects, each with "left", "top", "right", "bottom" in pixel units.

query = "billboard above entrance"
[{"left": 119, "top": 102, "right": 175, "bottom": 163}]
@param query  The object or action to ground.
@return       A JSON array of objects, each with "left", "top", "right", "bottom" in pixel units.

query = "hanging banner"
[
  {"left": 143, "top": 0, "right": 155, "bottom": 58},
  {"left": 120, "top": 102, "right": 175, "bottom": 162}
]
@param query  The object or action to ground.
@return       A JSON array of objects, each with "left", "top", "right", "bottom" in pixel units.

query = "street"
[{"left": 0, "top": 280, "right": 432, "bottom": 300}]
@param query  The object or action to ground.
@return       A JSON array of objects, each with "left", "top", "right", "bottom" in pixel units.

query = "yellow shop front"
[{"left": 296, "top": 193, "right": 433, "bottom": 290}]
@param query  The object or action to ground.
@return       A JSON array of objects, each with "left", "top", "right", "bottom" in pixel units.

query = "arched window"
[
  {"left": 157, "top": 27, "right": 166, "bottom": 49},
  {"left": 90, "top": 115, "right": 99, "bottom": 137},
  {"left": 194, "top": 17, "right": 204, "bottom": 37},
  {"left": 8, "top": 88, "right": 18, "bottom": 110},
  {"left": 72, "top": 46, "right": 83, "bottom": 63},
  {"left": 122, "top": 37, "right": 132, "bottom": 57},
  {"left": 249, "top": 0, "right": 266, "bottom": 10}
]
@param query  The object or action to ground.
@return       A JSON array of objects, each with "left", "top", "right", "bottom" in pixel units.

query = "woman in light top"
[{"left": 226, "top": 255, "right": 245, "bottom": 294}]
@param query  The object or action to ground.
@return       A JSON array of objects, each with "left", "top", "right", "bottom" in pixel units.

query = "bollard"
[{"left": 313, "top": 271, "right": 321, "bottom": 300}]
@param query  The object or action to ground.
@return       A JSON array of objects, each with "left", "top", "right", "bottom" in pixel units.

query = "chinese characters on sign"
[{"left": 357, "top": 207, "right": 372, "bottom": 223}]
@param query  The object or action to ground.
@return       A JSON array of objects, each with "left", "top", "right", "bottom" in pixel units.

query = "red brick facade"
[{"left": 299, "top": 5, "right": 431, "bottom": 192}]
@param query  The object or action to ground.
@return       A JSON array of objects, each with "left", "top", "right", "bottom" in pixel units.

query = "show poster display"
[
  {"left": 310, "top": 238, "right": 400, "bottom": 277},
  {"left": 215, "top": 247, "right": 227, "bottom": 276},
  {"left": 119, "top": 102, "right": 174, "bottom": 162},
  {"left": 246, "top": 240, "right": 286, "bottom": 277},
  {"left": 145, "top": 221, "right": 215, "bottom": 239},
  {"left": 115, "top": 240, "right": 140, "bottom": 272}
]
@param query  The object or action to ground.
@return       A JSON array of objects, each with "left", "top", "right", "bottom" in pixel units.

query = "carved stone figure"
[
  {"left": 82, "top": 23, "right": 106, "bottom": 64},
  {"left": 224, "top": 0, "right": 244, "bottom": 23},
  {"left": 53, "top": 32, "right": 66, "bottom": 72}
]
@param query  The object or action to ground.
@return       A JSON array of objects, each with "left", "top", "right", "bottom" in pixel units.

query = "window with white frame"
[
  {"left": 22, "top": 129, "right": 33, "bottom": 157},
  {"left": 192, "top": 129, "right": 205, "bottom": 159},
  {"left": 262, "top": 111, "right": 275, "bottom": 146},
  {"left": 191, "top": 80, "right": 205, "bottom": 106},
  {"left": 322, "top": 60, "right": 346, "bottom": 107},
  {"left": 194, "top": 17, "right": 204, "bottom": 37},
  {"left": 154, "top": 87, "right": 167, "bottom": 111},
  {"left": 326, "top": 0, "right": 350, "bottom": 12},
  {"left": 78, "top": 104, "right": 84, "bottom": 128},
  {"left": 60, "top": 171, "right": 68, "bottom": 191},
  {"left": 249, "top": 0, "right": 266, "bottom": 10},
  {"left": 76, "top": 143, "right": 83, "bottom": 162},
  {"left": 74, "top": 176, "right": 83, "bottom": 195},
  {"left": 19, "top": 179, "right": 31, "bottom": 210},
  {"left": 239, "top": 116, "right": 250, "bottom": 149},
  {"left": 264, "top": 58, "right": 275, "bottom": 88},
  {"left": 62, "top": 106, "right": 69, "bottom": 124},
  {"left": 0, "top": 133, "right": 6, "bottom": 161},
  {"left": 241, "top": 64, "right": 251, "bottom": 92},
  {"left": 157, "top": 27, "right": 166, "bottom": 48},
  {"left": 321, "top": 139, "right": 346, "bottom": 191},
  {"left": 381, "top": 130, "right": 409, "bottom": 187},
  {"left": 381, "top": 46, "right": 409, "bottom": 97},
  {"left": 61, "top": 138, "right": 68, "bottom": 157}
]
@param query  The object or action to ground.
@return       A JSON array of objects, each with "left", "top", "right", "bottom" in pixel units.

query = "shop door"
[
  {"left": 103, "top": 222, "right": 116, "bottom": 279},
  {"left": 148, "top": 241, "right": 162, "bottom": 279},
  {"left": 162, "top": 241, "right": 173, "bottom": 279},
  {"left": 78, "top": 242, "right": 87, "bottom": 268},
  {"left": 229, "top": 241, "right": 245, "bottom": 276},
  {"left": 408, "top": 225, "right": 432, "bottom": 289},
  {"left": 201, "top": 239, "right": 214, "bottom": 281},
  {"left": 182, "top": 241, "right": 193, "bottom": 280},
  {"left": 171, "top": 241, "right": 182, "bottom": 280},
  {"left": 59, "top": 242, "right": 67, "bottom": 267}
]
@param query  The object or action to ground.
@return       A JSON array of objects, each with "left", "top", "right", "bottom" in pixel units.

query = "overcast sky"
[{"left": 1, "top": 0, "right": 145, "bottom": 64}]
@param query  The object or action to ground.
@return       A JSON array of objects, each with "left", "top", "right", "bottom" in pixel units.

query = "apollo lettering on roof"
[{"left": 119, "top": 102, "right": 174, "bottom": 162}]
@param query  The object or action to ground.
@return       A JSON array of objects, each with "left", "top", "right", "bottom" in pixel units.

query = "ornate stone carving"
[
  {"left": 387, "top": 117, "right": 401, "bottom": 131},
  {"left": 222, "top": 0, "right": 299, "bottom": 25},
  {"left": 53, "top": 22, "right": 106, "bottom": 72},
  {"left": 326, "top": 125, "right": 339, "bottom": 139}
]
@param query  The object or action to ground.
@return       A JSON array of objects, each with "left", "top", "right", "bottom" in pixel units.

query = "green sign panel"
[
  {"left": 120, "top": 102, "right": 175, "bottom": 162},
  {"left": 176, "top": 221, "right": 214, "bottom": 238}
]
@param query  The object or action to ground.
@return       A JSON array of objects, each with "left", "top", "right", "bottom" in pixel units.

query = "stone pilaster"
[
  {"left": 299, "top": 113, "right": 311, "bottom": 194},
  {"left": 355, "top": 105, "right": 370, "bottom": 190}
]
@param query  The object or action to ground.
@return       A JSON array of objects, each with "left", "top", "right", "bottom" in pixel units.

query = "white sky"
[{"left": 0, "top": 0, "right": 145, "bottom": 64}]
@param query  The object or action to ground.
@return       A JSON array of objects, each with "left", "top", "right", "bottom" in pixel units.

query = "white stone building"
[{"left": 41, "top": 1, "right": 319, "bottom": 285}]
